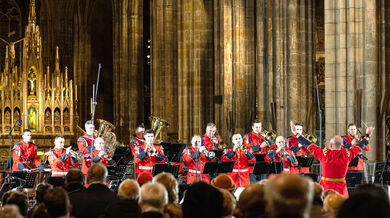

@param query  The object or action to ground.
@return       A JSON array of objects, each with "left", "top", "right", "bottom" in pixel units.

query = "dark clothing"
[
  {"left": 70, "top": 183, "right": 117, "bottom": 218},
  {"left": 101, "top": 199, "right": 139, "bottom": 218},
  {"left": 139, "top": 211, "right": 164, "bottom": 218},
  {"left": 65, "top": 183, "right": 86, "bottom": 194}
]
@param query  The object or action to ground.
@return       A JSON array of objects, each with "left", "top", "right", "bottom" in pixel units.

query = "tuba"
[
  {"left": 96, "top": 119, "right": 123, "bottom": 160},
  {"left": 149, "top": 115, "right": 170, "bottom": 142}
]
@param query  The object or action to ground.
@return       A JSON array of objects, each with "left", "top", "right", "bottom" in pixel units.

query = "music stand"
[
  {"left": 202, "top": 161, "right": 235, "bottom": 175},
  {"left": 348, "top": 156, "right": 359, "bottom": 168},
  {"left": 152, "top": 163, "right": 180, "bottom": 178},
  {"left": 11, "top": 172, "right": 37, "bottom": 188},
  {"left": 160, "top": 142, "right": 187, "bottom": 162},
  {"left": 346, "top": 171, "right": 363, "bottom": 188},
  {"left": 113, "top": 147, "right": 132, "bottom": 165},
  {"left": 254, "top": 154, "right": 266, "bottom": 161},
  {"left": 47, "top": 176, "right": 65, "bottom": 187},
  {"left": 106, "top": 165, "right": 119, "bottom": 180},
  {"left": 296, "top": 156, "right": 314, "bottom": 173},
  {"left": 210, "top": 150, "right": 224, "bottom": 161},
  {"left": 252, "top": 161, "right": 283, "bottom": 175}
]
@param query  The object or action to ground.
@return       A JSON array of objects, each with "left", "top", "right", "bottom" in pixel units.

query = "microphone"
[{"left": 16, "top": 119, "right": 22, "bottom": 126}]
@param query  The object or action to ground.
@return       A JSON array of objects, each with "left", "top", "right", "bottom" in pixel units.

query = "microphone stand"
[
  {"left": 7, "top": 119, "right": 21, "bottom": 174},
  {"left": 277, "top": 65, "right": 286, "bottom": 173},
  {"left": 90, "top": 64, "right": 102, "bottom": 165},
  {"left": 314, "top": 75, "right": 322, "bottom": 178}
]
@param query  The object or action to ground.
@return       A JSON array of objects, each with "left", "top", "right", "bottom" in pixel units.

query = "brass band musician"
[
  {"left": 12, "top": 129, "right": 44, "bottom": 172},
  {"left": 47, "top": 135, "right": 79, "bottom": 177},
  {"left": 81, "top": 137, "right": 114, "bottom": 176},
  {"left": 129, "top": 124, "right": 145, "bottom": 156},
  {"left": 201, "top": 122, "right": 220, "bottom": 150}
]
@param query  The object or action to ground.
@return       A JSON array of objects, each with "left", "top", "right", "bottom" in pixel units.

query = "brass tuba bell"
[
  {"left": 149, "top": 115, "right": 170, "bottom": 142},
  {"left": 96, "top": 119, "right": 123, "bottom": 160}
]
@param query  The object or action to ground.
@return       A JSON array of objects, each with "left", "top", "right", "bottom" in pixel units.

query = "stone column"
[
  {"left": 150, "top": 0, "right": 178, "bottom": 140},
  {"left": 73, "top": 0, "right": 94, "bottom": 124},
  {"left": 177, "top": 0, "right": 214, "bottom": 142},
  {"left": 325, "top": 0, "right": 390, "bottom": 160},
  {"left": 112, "top": 0, "right": 144, "bottom": 142}
]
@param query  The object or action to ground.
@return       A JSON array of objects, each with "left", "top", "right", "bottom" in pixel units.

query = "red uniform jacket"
[
  {"left": 77, "top": 134, "right": 96, "bottom": 155},
  {"left": 288, "top": 135, "right": 310, "bottom": 173},
  {"left": 47, "top": 148, "right": 79, "bottom": 177},
  {"left": 81, "top": 148, "right": 114, "bottom": 175},
  {"left": 130, "top": 136, "right": 144, "bottom": 156},
  {"left": 244, "top": 132, "right": 273, "bottom": 173},
  {"left": 182, "top": 147, "right": 216, "bottom": 184},
  {"left": 201, "top": 135, "right": 220, "bottom": 150},
  {"left": 298, "top": 136, "right": 368, "bottom": 198},
  {"left": 12, "top": 141, "right": 42, "bottom": 172},
  {"left": 134, "top": 143, "right": 166, "bottom": 175},
  {"left": 222, "top": 148, "right": 256, "bottom": 187},
  {"left": 264, "top": 149, "right": 298, "bottom": 172},
  {"left": 342, "top": 135, "right": 370, "bottom": 171}
]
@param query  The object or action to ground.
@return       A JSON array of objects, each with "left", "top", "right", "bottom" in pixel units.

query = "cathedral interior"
[{"left": 0, "top": 0, "right": 389, "bottom": 163}]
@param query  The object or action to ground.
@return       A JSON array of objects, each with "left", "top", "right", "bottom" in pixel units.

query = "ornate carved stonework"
[{"left": 0, "top": 0, "right": 76, "bottom": 162}]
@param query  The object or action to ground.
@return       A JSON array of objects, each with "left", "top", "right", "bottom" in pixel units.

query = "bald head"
[
  {"left": 94, "top": 137, "right": 105, "bottom": 151},
  {"left": 329, "top": 136, "right": 343, "bottom": 150},
  {"left": 238, "top": 184, "right": 266, "bottom": 216},
  {"left": 323, "top": 193, "right": 345, "bottom": 215},
  {"left": 87, "top": 163, "right": 107, "bottom": 184},
  {"left": 265, "top": 174, "right": 313, "bottom": 217},
  {"left": 118, "top": 179, "right": 140, "bottom": 200}
]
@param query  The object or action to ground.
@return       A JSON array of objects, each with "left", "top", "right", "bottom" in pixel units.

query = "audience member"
[
  {"left": 65, "top": 169, "right": 85, "bottom": 194},
  {"left": 182, "top": 181, "right": 223, "bottom": 218},
  {"left": 102, "top": 179, "right": 140, "bottom": 218},
  {"left": 310, "top": 182, "right": 323, "bottom": 218},
  {"left": 265, "top": 174, "right": 313, "bottom": 218},
  {"left": 321, "top": 189, "right": 337, "bottom": 202},
  {"left": 31, "top": 204, "right": 46, "bottom": 218},
  {"left": 70, "top": 163, "right": 117, "bottom": 218},
  {"left": 138, "top": 182, "right": 168, "bottom": 218},
  {"left": 211, "top": 174, "right": 236, "bottom": 193},
  {"left": 235, "top": 183, "right": 266, "bottom": 218},
  {"left": 219, "top": 188, "right": 236, "bottom": 218},
  {"left": 258, "top": 179, "right": 268, "bottom": 186},
  {"left": 337, "top": 187, "right": 390, "bottom": 218},
  {"left": 27, "top": 183, "right": 53, "bottom": 218},
  {"left": 0, "top": 204, "right": 23, "bottom": 218},
  {"left": 153, "top": 172, "right": 182, "bottom": 218},
  {"left": 43, "top": 187, "right": 71, "bottom": 218},
  {"left": 322, "top": 193, "right": 345, "bottom": 218},
  {"left": 3, "top": 190, "right": 28, "bottom": 217}
]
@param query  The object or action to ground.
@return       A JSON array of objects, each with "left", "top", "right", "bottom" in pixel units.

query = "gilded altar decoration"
[{"left": 0, "top": 0, "right": 75, "bottom": 139}]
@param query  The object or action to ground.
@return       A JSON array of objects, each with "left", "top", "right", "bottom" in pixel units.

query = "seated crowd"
[{"left": 0, "top": 164, "right": 389, "bottom": 218}]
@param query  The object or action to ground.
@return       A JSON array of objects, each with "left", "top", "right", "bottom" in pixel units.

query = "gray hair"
[
  {"left": 206, "top": 122, "right": 216, "bottom": 129},
  {"left": 118, "top": 179, "right": 140, "bottom": 200},
  {"left": 87, "top": 163, "right": 108, "bottom": 184},
  {"left": 139, "top": 182, "right": 168, "bottom": 210}
]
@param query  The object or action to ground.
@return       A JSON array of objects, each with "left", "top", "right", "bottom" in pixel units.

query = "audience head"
[
  {"left": 211, "top": 174, "right": 236, "bottom": 192},
  {"left": 312, "top": 182, "right": 323, "bottom": 205},
  {"left": 219, "top": 188, "right": 236, "bottom": 218},
  {"left": 182, "top": 181, "right": 223, "bottom": 218},
  {"left": 0, "top": 205, "right": 23, "bottom": 218},
  {"left": 354, "top": 183, "right": 389, "bottom": 203},
  {"left": 31, "top": 203, "right": 47, "bottom": 218},
  {"left": 139, "top": 182, "right": 168, "bottom": 214},
  {"left": 258, "top": 179, "right": 269, "bottom": 186},
  {"left": 322, "top": 189, "right": 337, "bottom": 202},
  {"left": 265, "top": 174, "right": 313, "bottom": 218},
  {"left": 237, "top": 184, "right": 266, "bottom": 218},
  {"left": 137, "top": 172, "right": 153, "bottom": 185},
  {"left": 337, "top": 188, "right": 390, "bottom": 218},
  {"left": 43, "top": 187, "right": 71, "bottom": 218},
  {"left": 153, "top": 172, "right": 179, "bottom": 204},
  {"left": 35, "top": 183, "right": 53, "bottom": 203},
  {"left": 3, "top": 190, "right": 28, "bottom": 217},
  {"left": 329, "top": 136, "right": 343, "bottom": 150},
  {"left": 118, "top": 179, "right": 140, "bottom": 200},
  {"left": 65, "top": 169, "right": 84, "bottom": 186},
  {"left": 322, "top": 193, "right": 345, "bottom": 217},
  {"left": 87, "top": 163, "right": 108, "bottom": 184}
]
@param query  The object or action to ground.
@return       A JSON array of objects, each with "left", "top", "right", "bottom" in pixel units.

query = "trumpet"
[
  {"left": 65, "top": 147, "right": 83, "bottom": 160},
  {"left": 98, "top": 150, "right": 112, "bottom": 161}
]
